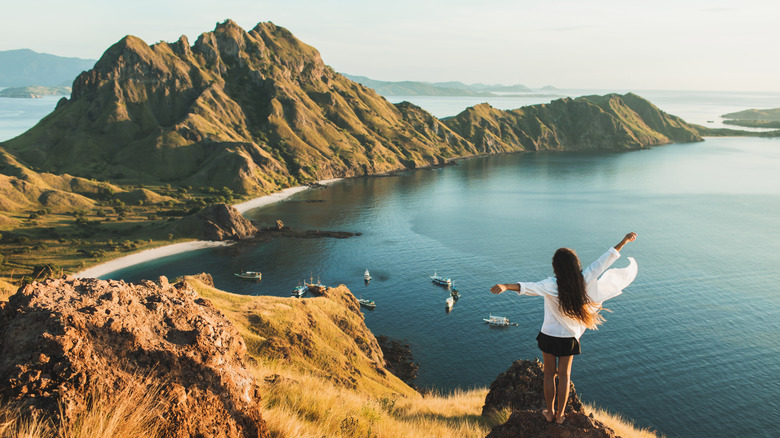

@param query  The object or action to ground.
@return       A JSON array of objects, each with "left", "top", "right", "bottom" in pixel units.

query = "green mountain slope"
[
  {"left": 443, "top": 93, "right": 701, "bottom": 152},
  {"left": 1, "top": 20, "right": 701, "bottom": 212}
]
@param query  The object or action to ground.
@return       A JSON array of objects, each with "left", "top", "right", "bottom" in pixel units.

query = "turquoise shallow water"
[{"left": 108, "top": 137, "right": 780, "bottom": 437}]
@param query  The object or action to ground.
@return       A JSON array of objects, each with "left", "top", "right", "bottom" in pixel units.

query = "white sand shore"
[
  {"left": 233, "top": 178, "right": 343, "bottom": 213},
  {"left": 74, "top": 241, "right": 232, "bottom": 278},
  {"left": 75, "top": 178, "right": 343, "bottom": 278}
]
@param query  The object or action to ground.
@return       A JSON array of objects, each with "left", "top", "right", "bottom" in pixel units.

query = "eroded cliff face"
[
  {"left": 1, "top": 19, "right": 702, "bottom": 202},
  {"left": 0, "top": 276, "right": 270, "bottom": 438}
]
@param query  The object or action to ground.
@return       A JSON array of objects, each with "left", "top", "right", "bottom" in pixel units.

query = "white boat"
[
  {"left": 445, "top": 296, "right": 454, "bottom": 311},
  {"left": 483, "top": 315, "right": 515, "bottom": 326},
  {"left": 358, "top": 298, "right": 376, "bottom": 309},
  {"left": 291, "top": 284, "right": 307, "bottom": 298},
  {"left": 235, "top": 271, "right": 262, "bottom": 280},
  {"left": 430, "top": 271, "right": 452, "bottom": 286},
  {"left": 364, "top": 269, "right": 372, "bottom": 282}
]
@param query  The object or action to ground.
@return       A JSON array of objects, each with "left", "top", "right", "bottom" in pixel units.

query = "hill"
[
  {"left": 0, "top": 275, "right": 659, "bottom": 437},
  {"left": 0, "top": 49, "right": 95, "bottom": 87},
  {"left": 442, "top": 92, "right": 701, "bottom": 152},
  {"left": 1, "top": 20, "right": 702, "bottom": 203},
  {"left": 721, "top": 108, "right": 780, "bottom": 129},
  {"left": 0, "top": 86, "right": 71, "bottom": 98},
  {"left": 343, "top": 74, "right": 534, "bottom": 96}
]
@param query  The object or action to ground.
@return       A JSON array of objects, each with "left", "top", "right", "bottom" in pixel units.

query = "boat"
[
  {"left": 430, "top": 271, "right": 452, "bottom": 286},
  {"left": 450, "top": 289, "right": 460, "bottom": 300},
  {"left": 364, "top": 269, "right": 372, "bottom": 282},
  {"left": 483, "top": 315, "right": 517, "bottom": 327},
  {"left": 358, "top": 298, "right": 376, "bottom": 309},
  {"left": 445, "top": 296, "right": 454, "bottom": 311},
  {"left": 234, "top": 271, "right": 262, "bottom": 280},
  {"left": 305, "top": 275, "right": 327, "bottom": 294},
  {"left": 291, "top": 284, "right": 307, "bottom": 298}
]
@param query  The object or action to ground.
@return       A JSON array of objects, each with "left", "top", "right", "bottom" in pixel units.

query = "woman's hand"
[
  {"left": 490, "top": 284, "right": 511, "bottom": 294},
  {"left": 614, "top": 232, "right": 637, "bottom": 252}
]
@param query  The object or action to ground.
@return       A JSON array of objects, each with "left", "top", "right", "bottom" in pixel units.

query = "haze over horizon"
[{"left": 2, "top": 0, "right": 778, "bottom": 92}]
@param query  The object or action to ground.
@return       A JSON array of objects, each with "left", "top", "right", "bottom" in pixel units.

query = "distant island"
[
  {"left": 341, "top": 73, "right": 559, "bottom": 97},
  {"left": 721, "top": 108, "right": 780, "bottom": 129},
  {"left": 0, "top": 85, "right": 71, "bottom": 98},
  {"left": 0, "top": 49, "right": 95, "bottom": 87}
]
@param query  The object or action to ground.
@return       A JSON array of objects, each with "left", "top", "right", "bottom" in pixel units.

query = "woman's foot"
[
  {"left": 542, "top": 409, "right": 554, "bottom": 422},
  {"left": 555, "top": 414, "right": 565, "bottom": 425}
]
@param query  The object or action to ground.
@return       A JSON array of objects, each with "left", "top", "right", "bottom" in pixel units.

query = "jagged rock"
[
  {"left": 482, "top": 359, "right": 582, "bottom": 416},
  {"left": 174, "top": 203, "right": 258, "bottom": 240},
  {"left": 483, "top": 359, "right": 615, "bottom": 438},
  {"left": 0, "top": 276, "right": 269, "bottom": 438},
  {"left": 486, "top": 409, "right": 616, "bottom": 438}
]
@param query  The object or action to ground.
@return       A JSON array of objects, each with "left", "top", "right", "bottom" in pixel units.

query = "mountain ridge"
[{"left": 0, "top": 19, "right": 701, "bottom": 215}]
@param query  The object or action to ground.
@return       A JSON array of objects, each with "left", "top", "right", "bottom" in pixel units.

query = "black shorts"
[{"left": 537, "top": 331, "right": 581, "bottom": 357}]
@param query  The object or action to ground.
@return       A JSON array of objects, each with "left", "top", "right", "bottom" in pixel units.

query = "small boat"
[
  {"left": 291, "top": 284, "right": 307, "bottom": 298},
  {"left": 364, "top": 269, "right": 372, "bottom": 283},
  {"left": 358, "top": 298, "right": 376, "bottom": 309},
  {"left": 305, "top": 275, "right": 327, "bottom": 294},
  {"left": 451, "top": 289, "right": 460, "bottom": 300},
  {"left": 235, "top": 271, "right": 262, "bottom": 280},
  {"left": 483, "top": 315, "right": 517, "bottom": 327},
  {"left": 445, "top": 296, "right": 454, "bottom": 311},
  {"left": 431, "top": 271, "right": 452, "bottom": 286}
]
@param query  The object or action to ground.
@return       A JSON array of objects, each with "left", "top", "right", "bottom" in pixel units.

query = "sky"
[{"left": 2, "top": 0, "right": 778, "bottom": 91}]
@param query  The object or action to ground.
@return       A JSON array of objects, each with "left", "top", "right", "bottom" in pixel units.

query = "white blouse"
[{"left": 516, "top": 247, "right": 638, "bottom": 340}]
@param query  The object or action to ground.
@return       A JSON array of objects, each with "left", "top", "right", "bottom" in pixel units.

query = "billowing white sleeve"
[
  {"left": 589, "top": 257, "right": 638, "bottom": 303},
  {"left": 582, "top": 248, "right": 621, "bottom": 284}
]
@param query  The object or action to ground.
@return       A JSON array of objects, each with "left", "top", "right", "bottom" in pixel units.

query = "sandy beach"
[{"left": 74, "top": 178, "right": 343, "bottom": 278}]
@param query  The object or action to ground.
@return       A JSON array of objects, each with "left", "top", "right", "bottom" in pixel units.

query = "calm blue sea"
[{"left": 3, "top": 90, "right": 780, "bottom": 437}]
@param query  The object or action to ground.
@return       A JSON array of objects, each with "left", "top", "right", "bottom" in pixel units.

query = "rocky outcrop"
[
  {"left": 0, "top": 276, "right": 269, "bottom": 438},
  {"left": 483, "top": 359, "right": 615, "bottom": 438},
  {"left": 174, "top": 203, "right": 258, "bottom": 240}
]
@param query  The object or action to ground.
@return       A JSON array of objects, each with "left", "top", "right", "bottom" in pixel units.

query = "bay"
[{"left": 108, "top": 136, "right": 780, "bottom": 437}]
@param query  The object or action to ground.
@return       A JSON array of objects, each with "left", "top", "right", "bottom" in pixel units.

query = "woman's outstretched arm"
[
  {"left": 490, "top": 283, "right": 520, "bottom": 294},
  {"left": 614, "top": 232, "right": 637, "bottom": 252}
]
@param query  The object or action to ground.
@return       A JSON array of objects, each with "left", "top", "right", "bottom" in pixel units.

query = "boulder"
[
  {"left": 0, "top": 276, "right": 269, "bottom": 437},
  {"left": 483, "top": 359, "right": 615, "bottom": 438},
  {"left": 175, "top": 203, "right": 258, "bottom": 240}
]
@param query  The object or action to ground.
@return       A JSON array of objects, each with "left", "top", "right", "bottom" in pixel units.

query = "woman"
[{"left": 490, "top": 232, "right": 638, "bottom": 424}]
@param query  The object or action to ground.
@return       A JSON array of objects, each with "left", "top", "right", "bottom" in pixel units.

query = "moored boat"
[
  {"left": 358, "top": 298, "right": 376, "bottom": 309},
  {"left": 445, "top": 296, "right": 454, "bottom": 311},
  {"left": 291, "top": 284, "right": 307, "bottom": 298},
  {"left": 430, "top": 271, "right": 452, "bottom": 286},
  {"left": 483, "top": 315, "right": 516, "bottom": 326},
  {"left": 364, "top": 269, "right": 372, "bottom": 282},
  {"left": 235, "top": 271, "right": 262, "bottom": 280},
  {"left": 305, "top": 275, "right": 327, "bottom": 294}
]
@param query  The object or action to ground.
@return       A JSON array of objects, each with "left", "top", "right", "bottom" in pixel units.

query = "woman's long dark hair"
[{"left": 553, "top": 248, "right": 603, "bottom": 329}]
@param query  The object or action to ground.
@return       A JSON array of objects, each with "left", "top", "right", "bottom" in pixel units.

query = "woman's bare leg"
[
  {"left": 555, "top": 354, "right": 574, "bottom": 424},
  {"left": 541, "top": 352, "right": 557, "bottom": 422}
]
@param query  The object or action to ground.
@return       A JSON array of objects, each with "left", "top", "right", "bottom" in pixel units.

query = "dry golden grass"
[
  {"left": 584, "top": 403, "right": 664, "bottom": 438},
  {"left": 0, "top": 381, "right": 163, "bottom": 438},
  {"left": 0, "top": 279, "right": 16, "bottom": 301},
  {"left": 257, "top": 368, "right": 503, "bottom": 438}
]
